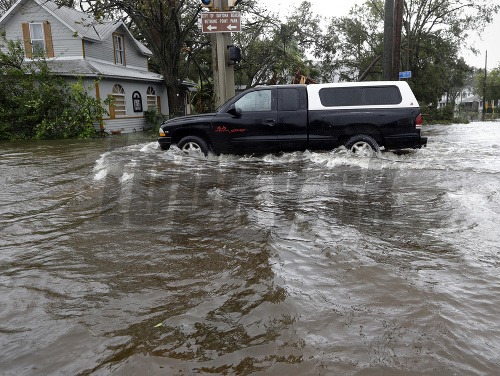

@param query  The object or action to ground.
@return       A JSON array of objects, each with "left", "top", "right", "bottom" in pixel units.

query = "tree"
[
  {"left": 0, "top": 0, "right": 16, "bottom": 15},
  {"left": 316, "top": 0, "right": 499, "bottom": 106},
  {"left": 441, "top": 56, "right": 471, "bottom": 107},
  {"left": 77, "top": 1, "right": 323, "bottom": 113},
  {"left": 81, "top": 0, "right": 204, "bottom": 116},
  {"left": 404, "top": 0, "right": 500, "bottom": 68},
  {"left": 0, "top": 33, "right": 107, "bottom": 140},
  {"left": 1, "top": 0, "right": 78, "bottom": 14},
  {"left": 233, "top": 1, "right": 321, "bottom": 88},
  {"left": 409, "top": 33, "right": 473, "bottom": 106},
  {"left": 475, "top": 66, "right": 500, "bottom": 107},
  {"left": 403, "top": 0, "right": 498, "bottom": 104},
  {"left": 316, "top": 2, "right": 384, "bottom": 82}
]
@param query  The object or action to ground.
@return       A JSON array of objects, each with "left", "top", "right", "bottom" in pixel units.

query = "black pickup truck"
[{"left": 158, "top": 81, "right": 427, "bottom": 157}]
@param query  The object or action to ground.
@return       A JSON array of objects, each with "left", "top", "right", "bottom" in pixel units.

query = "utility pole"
[
  {"left": 382, "top": 0, "right": 394, "bottom": 80},
  {"left": 392, "top": 0, "right": 404, "bottom": 80},
  {"left": 212, "top": 0, "right": 236, "bottom": 107},
  {"left": 383, "top": 0, "right": 404, "bottom": 81},
  {"left": 482, "top": 50, "right": 487, "bottom": 121},
  {"left": 202, "top": 0, "right": 241, "bottom": 107}
]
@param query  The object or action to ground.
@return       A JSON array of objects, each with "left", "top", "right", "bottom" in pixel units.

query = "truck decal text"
[{"left": 215, "top": 125, "right": 248, "bottom": 134}]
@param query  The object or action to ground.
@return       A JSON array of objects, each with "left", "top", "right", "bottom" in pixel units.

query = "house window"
[
  {"left": 132, "top": 91, "right": 143, "bottom": 112},
  {"left": 146, "top": 86, "right": 157, "bottom": 109},
  {"left": 110, "top": 84, "right": 126, "bottom": 117},
  {"left": 22, "top": 22, "right": 54, "bottom": 58},
  {"left": 113, "top": 34, "right": 125, "bottom": 65},
  {"left": 29, "top": 23, "right": 45, "bottom": 55}
]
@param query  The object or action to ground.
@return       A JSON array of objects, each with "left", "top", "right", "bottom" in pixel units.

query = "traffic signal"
[
  {"left": 200, "top": 0, "right": 213, "bottom": 8},
  {"left": 228, "top": 45, "right": 242, "bottom": 64}
]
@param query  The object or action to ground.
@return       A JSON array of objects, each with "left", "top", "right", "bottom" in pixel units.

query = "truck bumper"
[
  {"left": 384, "top": 134, "right": 427, "bottom": 150},
  {"left": 158, "top": 137, "right": 172, "bottom": 151}
]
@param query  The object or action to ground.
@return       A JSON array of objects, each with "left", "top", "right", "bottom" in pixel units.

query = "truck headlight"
[{"left": 159, "top": 129, "right": 168, "bottom": 137}]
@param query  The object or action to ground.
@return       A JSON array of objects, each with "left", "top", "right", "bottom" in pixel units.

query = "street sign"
[
  {"left": 399, "top": 71, "right": 412, "bottom": 79},
  {"left": 201, "top": 11, "right": 241, "bottom": 33}
]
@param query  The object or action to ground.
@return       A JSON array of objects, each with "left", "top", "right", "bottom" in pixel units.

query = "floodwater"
[{"left": 1, "top": 123, "right": 499, "bottom": 375}]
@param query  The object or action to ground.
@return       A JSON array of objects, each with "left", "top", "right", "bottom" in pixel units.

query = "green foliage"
[
  {"left": 0, "top": 34, "right": 108, "bottom": 140},
  {"left": 408, "top": 35, "right": 472, "bottom": 107},
  {"left": 317, "top": 1, "right": 385, "bottom": 82},
  {"left": 143, "top": 108, "right": 165, "bottom": 132},
  {"left": 76, "top": 0, "right": 497, "bottom": 112},
  {"left": 32, "top": 79, "right": 110, "bottom": 140},
  {"left": 192, "top": 84, "right": 215, "bottom": 113},
  {"left": 475, "top": 67, "right": 500, "bottom": 101},
  {"left": 81, "top": 0, "right": 203, "bottom": 117},
  {"left": 0, "top": 0, "right": 16, "bottom": 15},
  {"left": 423, "top": 105, "right": 455, "bottom": 124},
  {"left": 316, "top": 0, "right": 498, "bottom": 106},
  {"left": 232, "top": 1, "right": 321, "bottom": 88}
]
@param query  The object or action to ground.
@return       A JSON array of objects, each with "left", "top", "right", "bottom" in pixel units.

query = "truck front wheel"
[
  {"left": 345, "top": 135, "right": 380, "bottom": 157},
  {"left": 177, "top": 136, "right": 210, "bottom": 156}
]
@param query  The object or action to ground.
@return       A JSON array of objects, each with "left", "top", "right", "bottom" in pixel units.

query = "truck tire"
[
  {"left": 345, "top": 135, "right": 380, "bottom": 157},
  {"left": 177, "top": 136, "right": 210, "bottom": 156}
]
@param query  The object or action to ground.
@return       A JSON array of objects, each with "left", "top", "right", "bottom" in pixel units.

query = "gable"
[
  {"left": 0, "top": 0, "right": 152, "bottom": 56},
  {"left": 98, "top": 20, "right": 152, "bottom": 57},
  {"left": 82, "top": 23, "right": 149, "bottom": 69},
  {"left": 1, "top": 0, "right": 83, "bottom": 58}
]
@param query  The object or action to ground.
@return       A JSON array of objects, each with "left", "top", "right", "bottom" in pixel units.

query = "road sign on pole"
[
  {"left": 399, "top": 71, "right": 412, "bottom": 79},
  {"left": 201, "top": 11, "right": 241, "bottom": 33},
  {"left": 207, "top": 1, "right": 237, "bottom": 108}
]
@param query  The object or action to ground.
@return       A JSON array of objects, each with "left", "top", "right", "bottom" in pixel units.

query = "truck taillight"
[{"left": 415, "top": 113, "right": 422, "bottom": 129}]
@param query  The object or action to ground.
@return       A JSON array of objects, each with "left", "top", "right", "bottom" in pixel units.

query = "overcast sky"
[{"left": 262, "top": 0, "right": 500, "bottom": 69}]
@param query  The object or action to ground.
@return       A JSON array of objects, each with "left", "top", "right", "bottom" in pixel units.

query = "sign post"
[
  {"left": 201, "top": 12, "right": 241, "bottom": 33},
  {"left": 202, "top": 2, "right": 241, "bottom": 107}
]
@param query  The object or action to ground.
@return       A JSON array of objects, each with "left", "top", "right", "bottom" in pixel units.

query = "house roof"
[
  {"left": 0, "top": 0, "right": 152, "bottom": 56},
  {"left": 461, "top": 95, "right": 480, "bottom": 103},
  {"left": 44, "top": 58, "right": 163, "bottom": 82}
]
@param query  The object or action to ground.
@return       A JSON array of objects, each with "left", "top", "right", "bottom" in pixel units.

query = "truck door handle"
[{"left": 264, "top": 119, "right": 276, "bottom": 126}]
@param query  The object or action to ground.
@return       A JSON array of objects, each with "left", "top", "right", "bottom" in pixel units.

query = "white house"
[{"left": 0, "top": 0, "right": 169, "bottom": 133}]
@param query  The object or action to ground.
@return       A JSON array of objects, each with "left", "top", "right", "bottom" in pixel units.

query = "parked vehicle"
[{"left": 158, "top": 81, "right": 427, "bottom": 157}]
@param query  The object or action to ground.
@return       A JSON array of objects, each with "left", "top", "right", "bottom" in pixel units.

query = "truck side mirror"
[{"left": 227, "top": 104, "right": 241, "bottom": 117}]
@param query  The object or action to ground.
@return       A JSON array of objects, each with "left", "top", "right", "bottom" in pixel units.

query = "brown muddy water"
[{"left": 1, "top": 123, "right": 500, "bottom": 375}]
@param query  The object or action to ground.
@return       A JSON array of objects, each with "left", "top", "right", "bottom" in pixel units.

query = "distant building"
[
  {"left": 438, "top": 85, "right": 499, "bottom": 115},
  {"left": 0, "top": 0, "right": 171, "bottom": 133},
  {"left": 460, "top": 95, "right": 481, "bottom": 112}
]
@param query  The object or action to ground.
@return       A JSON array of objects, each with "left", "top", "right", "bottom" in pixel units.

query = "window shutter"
[
  {"left": 156, "top": 96, "right": 162, "bottom": 114},
  {"left": 43, "top": 21, "right": 54, "bottom": 58},
  {"left": 22, "top": 23, "right": 32, "bottom": 58},
  {"left": 109, "top": 101, "right": 116, "bottom": 119}
]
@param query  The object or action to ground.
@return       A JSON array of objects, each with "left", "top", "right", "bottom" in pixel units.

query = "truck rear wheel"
[
  {"left": 345, "top": 135, "right": 380, "bottom": 157},
  {"left": 177, "top": 136, "right": 210, "bottom": 156}
]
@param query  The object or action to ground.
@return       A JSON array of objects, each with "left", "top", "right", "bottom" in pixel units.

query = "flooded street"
[{"left": 1, "top": 122, "right": 500, "bottom": 375}]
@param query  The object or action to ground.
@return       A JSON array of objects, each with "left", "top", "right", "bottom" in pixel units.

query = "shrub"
[
  {"left": 422, "top": 104, "right": 455, "bottom": 124},
  {"left": 0, "top": 33, "right": 109, "bottom": 140},
  {"left": 144, "top": 108, "right": 165, "bottom": 132}
]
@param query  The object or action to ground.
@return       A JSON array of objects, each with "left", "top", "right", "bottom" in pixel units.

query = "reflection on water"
[{"left": 1, "top": 123, "right": 500, "bottom": 375}]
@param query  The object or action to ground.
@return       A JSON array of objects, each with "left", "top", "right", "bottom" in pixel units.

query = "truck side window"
[
  {"left": 235, "top": 90, "right": 272, "bottom": 112},
  {"left": 278, "top": 88, "right": 300, "bottom": 111},
  {"left": 362, "top": 86, "right": 402, "bottom": 105},
  {"left": 319, "top": 86, "right": 402, "bottom": 107}
]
